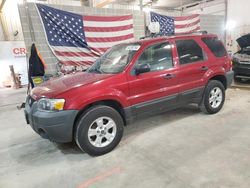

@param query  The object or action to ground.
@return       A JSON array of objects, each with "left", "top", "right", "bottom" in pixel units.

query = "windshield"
[{"left": 88, "top": 43, "right": 140, "bottom": 74}]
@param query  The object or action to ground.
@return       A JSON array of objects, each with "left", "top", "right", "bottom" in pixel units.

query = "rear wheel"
[
  {"left": 75, "top": 105, "right": 124, "bottom": 156},
  {"left": 200, "top": 80, "right": 225, "bottom": 114}
]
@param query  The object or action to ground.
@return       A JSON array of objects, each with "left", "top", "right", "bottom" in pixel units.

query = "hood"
[
  {"left": 236, "top": 34, "right": 250, "bottom": 49},
  {"left": 31, "top": 72, "right": 112, "bottom": 100}
]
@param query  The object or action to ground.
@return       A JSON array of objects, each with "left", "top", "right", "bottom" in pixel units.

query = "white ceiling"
[
  {"left": 154, "top": 0, "right": 203, "bottom": 8},
  {"left": 115, "top": 0, "right": 206, "bottom": 9}
]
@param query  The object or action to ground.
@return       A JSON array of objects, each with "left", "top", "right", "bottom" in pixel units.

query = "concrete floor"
[{"left": 0, "top": 87, "right": 250, "bottom": 188}]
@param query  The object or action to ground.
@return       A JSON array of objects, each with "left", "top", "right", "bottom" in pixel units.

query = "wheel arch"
[
  {"left": 73, "top": 99, "right": 127, "bottom": 138},
  {"left": 208, "top": 74, "right": 227, "bottom": 89}
]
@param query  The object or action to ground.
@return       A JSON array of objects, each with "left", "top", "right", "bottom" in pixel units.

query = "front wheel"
[
  {"left": 200, "top": 80, "right": 225, "bottom": 114},
  {"left": 75, "top": 105, "right": 124, "bottom": 156}
]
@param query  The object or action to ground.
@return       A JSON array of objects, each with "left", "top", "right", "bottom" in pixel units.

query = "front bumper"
[
  {"left": 226, "top": 70, "right": 234, "bottom": 88},
  {"left": 24, "top": 96, "right": 78, "bottom": 143}
]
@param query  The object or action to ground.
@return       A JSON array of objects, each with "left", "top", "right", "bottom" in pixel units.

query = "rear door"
[
  {"left": 174, "top": 38, "right": 209, "bottom": 103},
  {"left": 127, "top": 41, "right": 179, "bottom": 117}
]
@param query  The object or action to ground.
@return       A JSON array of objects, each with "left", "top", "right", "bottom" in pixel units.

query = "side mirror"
[{"left": 135, "top": 64, "right": 150, "bottom": 75}]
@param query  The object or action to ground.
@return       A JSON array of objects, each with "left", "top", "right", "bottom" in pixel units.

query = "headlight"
[{"left": 38, "top": 98, "right": 65, "bottom": 111}]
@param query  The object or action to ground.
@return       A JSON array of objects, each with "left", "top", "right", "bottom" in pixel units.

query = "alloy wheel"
[{"left": 87, "top": 116, "right": 117, "bottom": 148}]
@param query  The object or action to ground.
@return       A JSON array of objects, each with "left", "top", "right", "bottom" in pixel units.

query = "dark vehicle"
[
  {"left": 233, "top": 33, "right": 250, "bottom": 81},
  {"left": 24, "top": 33, "right": 233, "bottom": 156}
]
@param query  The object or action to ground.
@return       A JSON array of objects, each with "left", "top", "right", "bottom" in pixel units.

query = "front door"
[{"left": 127, "top": 41, "right": 179, "bottom": 117}]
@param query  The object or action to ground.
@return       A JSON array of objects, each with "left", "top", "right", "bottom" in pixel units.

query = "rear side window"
[
  {"left": 176, "top": 39, "right": 205, "bottom": 65},
  {"left": 202, "top": 37, "right": 227, "bottom": 57}
]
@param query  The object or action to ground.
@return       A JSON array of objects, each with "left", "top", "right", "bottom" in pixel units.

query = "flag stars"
[{"left": 38, "top": 5, "right": 85, "bottom": 47}]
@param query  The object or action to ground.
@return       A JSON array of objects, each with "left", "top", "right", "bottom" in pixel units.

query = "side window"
[
  {"left": 136, "top": 42, "right": 173, "bottom": 72},
  {"left": 176, "top": 39, "right": 205, "bottom": 65},
  {"left": 202, "top": 37, "right": 227, "bottom": 57}
]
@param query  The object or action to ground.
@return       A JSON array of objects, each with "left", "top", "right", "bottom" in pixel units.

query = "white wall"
[
  {"left": 226, "top": 0, "right": 250, "bottom": 52},
  {"left": 0, "top": 41, "right": 28, "bottom": 86}
]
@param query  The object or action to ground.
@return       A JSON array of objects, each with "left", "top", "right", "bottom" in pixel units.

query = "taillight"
[{"left": 225, "top": 57, "right": 232, "bottom": 71}]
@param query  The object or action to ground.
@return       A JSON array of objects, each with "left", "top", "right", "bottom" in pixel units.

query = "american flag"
[
  {"left": 36, "top": 4, "right": 134, "bottom": 67},
  {"left": 150, "top": 12, "right": 200, "bottom": 35}
]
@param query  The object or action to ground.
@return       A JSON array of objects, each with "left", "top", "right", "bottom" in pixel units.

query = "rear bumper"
[
  {"left": 226, "top": 70, "right": 234, "bottom": 88},
  {"left": 24, "top": 96, "right": 78, "bottom": 143}
]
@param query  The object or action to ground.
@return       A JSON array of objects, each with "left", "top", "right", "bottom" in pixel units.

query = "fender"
[
  {"left": 65, "top": 87, "right": 130, "bottom": 110},
  {"left": 203, "top": 66, "right": 226, "bottom": 84}
]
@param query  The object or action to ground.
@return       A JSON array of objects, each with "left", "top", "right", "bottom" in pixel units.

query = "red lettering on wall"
[{"left": 13, "top": 48, "right": 26, "bottom": 55}]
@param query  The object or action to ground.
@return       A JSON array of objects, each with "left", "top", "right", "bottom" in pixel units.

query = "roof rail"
[
  {"left": 192, "top": 30, "right": 208, "bottom": 34},
  {"left": 139, "top": 30, "right": 209, "bottom": 40}
]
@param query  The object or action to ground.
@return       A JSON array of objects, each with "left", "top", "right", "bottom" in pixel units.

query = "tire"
[
  {"left": 74, "top": 105, "right": 124, "bottom": 156},
  {"left": 200, "top": 80, "right": 225, "bottom": 114}
]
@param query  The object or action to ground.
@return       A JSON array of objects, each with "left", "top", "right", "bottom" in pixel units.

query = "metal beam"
[
  {"left": 224, "top": 0, "right": 228, "bottom": 44},
  {"left": 139, "top": 0, "right": 143, "bottom": 11},
  {"left": 0, "top": 0, "right": 6, "bottom": 12},
  {"left": 95, "top": 0, "right": 115, "bottom": 8},
  {"left": 0, "top": 12, "right": 8, "bottom": 40}
]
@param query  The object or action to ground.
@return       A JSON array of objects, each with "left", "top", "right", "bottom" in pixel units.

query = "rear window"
[{"left": 202, "top": 37, "right": 227, "bottom": 57}]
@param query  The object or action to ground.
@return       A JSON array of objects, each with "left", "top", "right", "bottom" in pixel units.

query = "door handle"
[
  {"left": 163, "top": 73, "right": 175, "bottom": 80},
  {"left": 200, "top": 66, "right": 208, "bottom": 71}
]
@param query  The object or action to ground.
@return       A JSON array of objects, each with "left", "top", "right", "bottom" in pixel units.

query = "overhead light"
[{"left": 225, "top": 20, "right": 236, "bottom": 31}]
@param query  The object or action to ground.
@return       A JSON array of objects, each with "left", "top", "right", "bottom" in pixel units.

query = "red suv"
[{"left": 24, "top": 34, "right": 233, "bottom": 156}]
